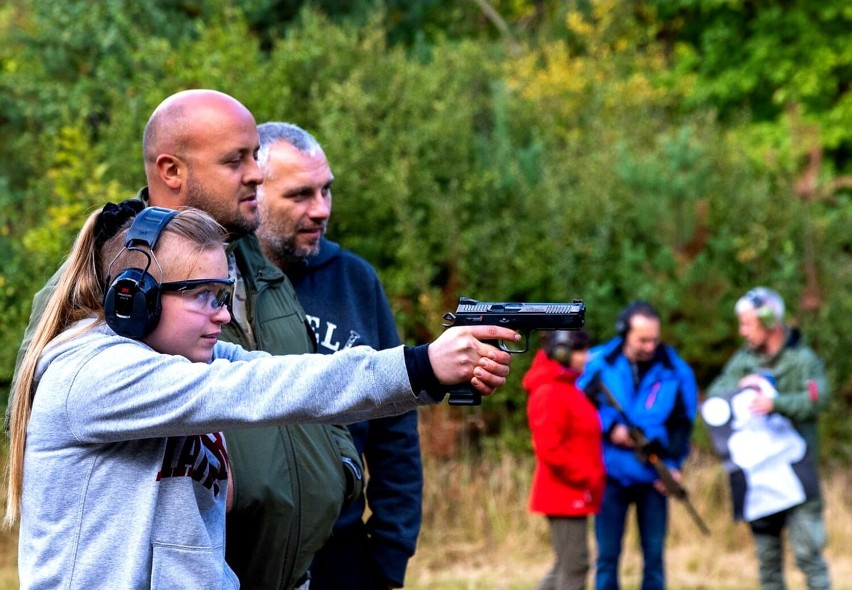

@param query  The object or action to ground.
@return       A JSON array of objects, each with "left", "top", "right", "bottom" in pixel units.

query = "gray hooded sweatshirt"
[{"left": 19, "top": 320, "right": 431, "bottom": 589}]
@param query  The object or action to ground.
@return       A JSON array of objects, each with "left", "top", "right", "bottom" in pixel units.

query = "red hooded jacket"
[{"left": 523, "top": 350, "right": 605, "bottom": 516}]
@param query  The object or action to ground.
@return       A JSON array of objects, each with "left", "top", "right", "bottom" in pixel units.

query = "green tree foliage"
[
  {"left": 651, "top": 0, "right": 852, "bottom": 174},
  {"left": 0, "top": 124, "right": 125, "bottom": 373},
  {"left": 0, "top": 0, "right": 849, "bottom": 458}
]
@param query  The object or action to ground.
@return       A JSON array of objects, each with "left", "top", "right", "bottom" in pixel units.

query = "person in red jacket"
[{"left": 524, "top": 329, "right": 605, "bottom": 590}]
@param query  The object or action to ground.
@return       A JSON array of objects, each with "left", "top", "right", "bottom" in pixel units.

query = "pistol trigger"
[
  {"left": 441, "top": 312, "right": 457, "bottom": 328},
  {"left": 497, "top": 335, "right": 528, "bottom": 354},
  {"left": 520, "top": 332, "right": 531, "bottom": 353}
]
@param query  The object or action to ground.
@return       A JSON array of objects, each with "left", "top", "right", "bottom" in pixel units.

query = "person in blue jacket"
[
  {"left": 577, "top": 301, "right": 697, "bottom": 590},
  {"left": 254, "top": 121, "right": 422, "bottom": 590}
]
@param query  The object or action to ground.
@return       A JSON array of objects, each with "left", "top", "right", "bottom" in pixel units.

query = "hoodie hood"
[
  {"left": 522, "top": 349, "right": 580, "bottom": 395},
  {"left": 297, "top": 237, "right": 341, "bottom": 273},
  {"left": 35, "top": 317, "right": 108, "bottom": 381}
]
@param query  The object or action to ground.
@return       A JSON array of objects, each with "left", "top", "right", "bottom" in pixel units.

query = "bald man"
[
  {"left": 142, "top": 90, "right": 262, "bottom": 237},
  {"left": 141, "top": 90, "right": 365, "bottom": 590}
]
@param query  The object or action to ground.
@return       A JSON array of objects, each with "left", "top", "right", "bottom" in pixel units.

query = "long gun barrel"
[
  {"left": 588, "top": 377, "right": 711, "bottom": 536},
  {"left": 441, "top": 297, "right": 586, "bottom": 405}
]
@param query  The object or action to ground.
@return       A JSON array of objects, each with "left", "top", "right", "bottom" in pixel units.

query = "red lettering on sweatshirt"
[{"left": 156, "top": 433, "right": 230, "bottom": 496}]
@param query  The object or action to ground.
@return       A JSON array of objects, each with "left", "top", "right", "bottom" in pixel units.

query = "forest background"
[
  {"left": 4, "top": 0, "right": 850, "bottom": 455},
  {"left": 0, "top": 1, "right": 850, "bottom": 586}
]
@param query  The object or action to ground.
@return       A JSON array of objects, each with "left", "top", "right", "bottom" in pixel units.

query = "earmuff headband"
[{"left": 125, "top": 207, "right": 179, "bottom": 250}]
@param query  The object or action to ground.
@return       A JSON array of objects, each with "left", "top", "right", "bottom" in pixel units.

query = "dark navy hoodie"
[{"left": 287, "top": 237, "right": 423, "bottom": 585}]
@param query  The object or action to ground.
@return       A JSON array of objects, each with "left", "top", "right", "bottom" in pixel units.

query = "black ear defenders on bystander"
[
  {"left": 614, "top": 310, "right": 630, "bottom": 339},
  {"left": 545, "top": 329, "right": 590, "bottom": 366},
  {"left": 103, "top": 207, "right": 179, "bottom": 339},
  {"left": 548, "top": 330, "right": 573, "bottom": 365},
  {"left": 744, "top": 289, "right": 779, "bottom": 330},
  {"left": 615, "top": 301, "right": 659, "bottom": 339}
]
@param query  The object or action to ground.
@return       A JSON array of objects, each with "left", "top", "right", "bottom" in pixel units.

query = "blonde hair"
[{"left": 4, "top": 205, "right": 226, "bottom": 526}]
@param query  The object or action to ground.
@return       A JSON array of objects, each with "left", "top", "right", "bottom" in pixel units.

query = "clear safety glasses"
[{"left": 160, "top": 278, "right": 235, "bottom": 314}]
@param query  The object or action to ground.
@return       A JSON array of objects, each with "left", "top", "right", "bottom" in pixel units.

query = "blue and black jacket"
[{"left": 577, "top": 337, "right": 698, "bottom": 486}]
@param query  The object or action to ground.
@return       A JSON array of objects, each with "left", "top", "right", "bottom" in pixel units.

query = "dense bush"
[{"left": 0, "top": 0, "right": 849, "bottom": 458}]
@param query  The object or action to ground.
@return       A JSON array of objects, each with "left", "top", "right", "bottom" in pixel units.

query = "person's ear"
[{"left": 156, "top": 153, "right": 186, "bottom": 190}]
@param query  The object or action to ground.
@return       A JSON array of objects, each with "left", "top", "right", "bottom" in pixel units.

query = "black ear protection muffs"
[
  {"left": 103, "top": 207, "right": 179, "bottom": 339},
  {"left": 547, "top": 330, "right": 573, "bottom": 365},
  {"left": 615, "top": 309, "right": 630, "bottom": 339},
  {"left": 744, "top": 289, "right": 778, "bottom": 330},
  {"left": 614, "top": 300, "right": 659, "bottom": 339}
]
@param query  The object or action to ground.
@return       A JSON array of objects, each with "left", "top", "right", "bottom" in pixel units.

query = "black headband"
[{"left": 95, "top": 200, "right": 146, "bottom": 251}]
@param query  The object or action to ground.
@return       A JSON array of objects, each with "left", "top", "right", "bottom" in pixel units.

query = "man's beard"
[
  {"left": 748, "top": 340, "right": 768, "bottom": 354},
  {"left": 184, "top": 176, "right": 258, "bottom": 238},
  {"left": 257, "top": 229, "right": 322, "bottom": 271}
]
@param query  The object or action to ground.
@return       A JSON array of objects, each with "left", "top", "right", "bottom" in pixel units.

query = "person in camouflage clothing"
[{"left": 707, "top": 287, "right": 831, "bottom": 590}]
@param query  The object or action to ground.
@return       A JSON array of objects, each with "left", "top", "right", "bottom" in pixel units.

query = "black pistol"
[{"left": 441, "top": 297, "right": 586, "bottom": 406}]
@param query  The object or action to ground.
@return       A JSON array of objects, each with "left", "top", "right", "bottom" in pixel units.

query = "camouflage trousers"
[{"left": 750, "top": 498, "right": 831, "bottom": 590}]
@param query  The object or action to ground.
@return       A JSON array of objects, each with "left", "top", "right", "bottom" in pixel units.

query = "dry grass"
[
  {"left": 407, "top": 449, "right": 852, "bottom": 590},
  {"left": 0, "top": 444, "right": 849, "bottom": 589}
]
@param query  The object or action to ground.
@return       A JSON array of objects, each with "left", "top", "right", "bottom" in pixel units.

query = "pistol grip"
[
  {"left": 446, "top": 336, "right": 500, "bottom": 406},
  {"left": 447, "top": 385, "right": 482, "bottom": 406}
]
